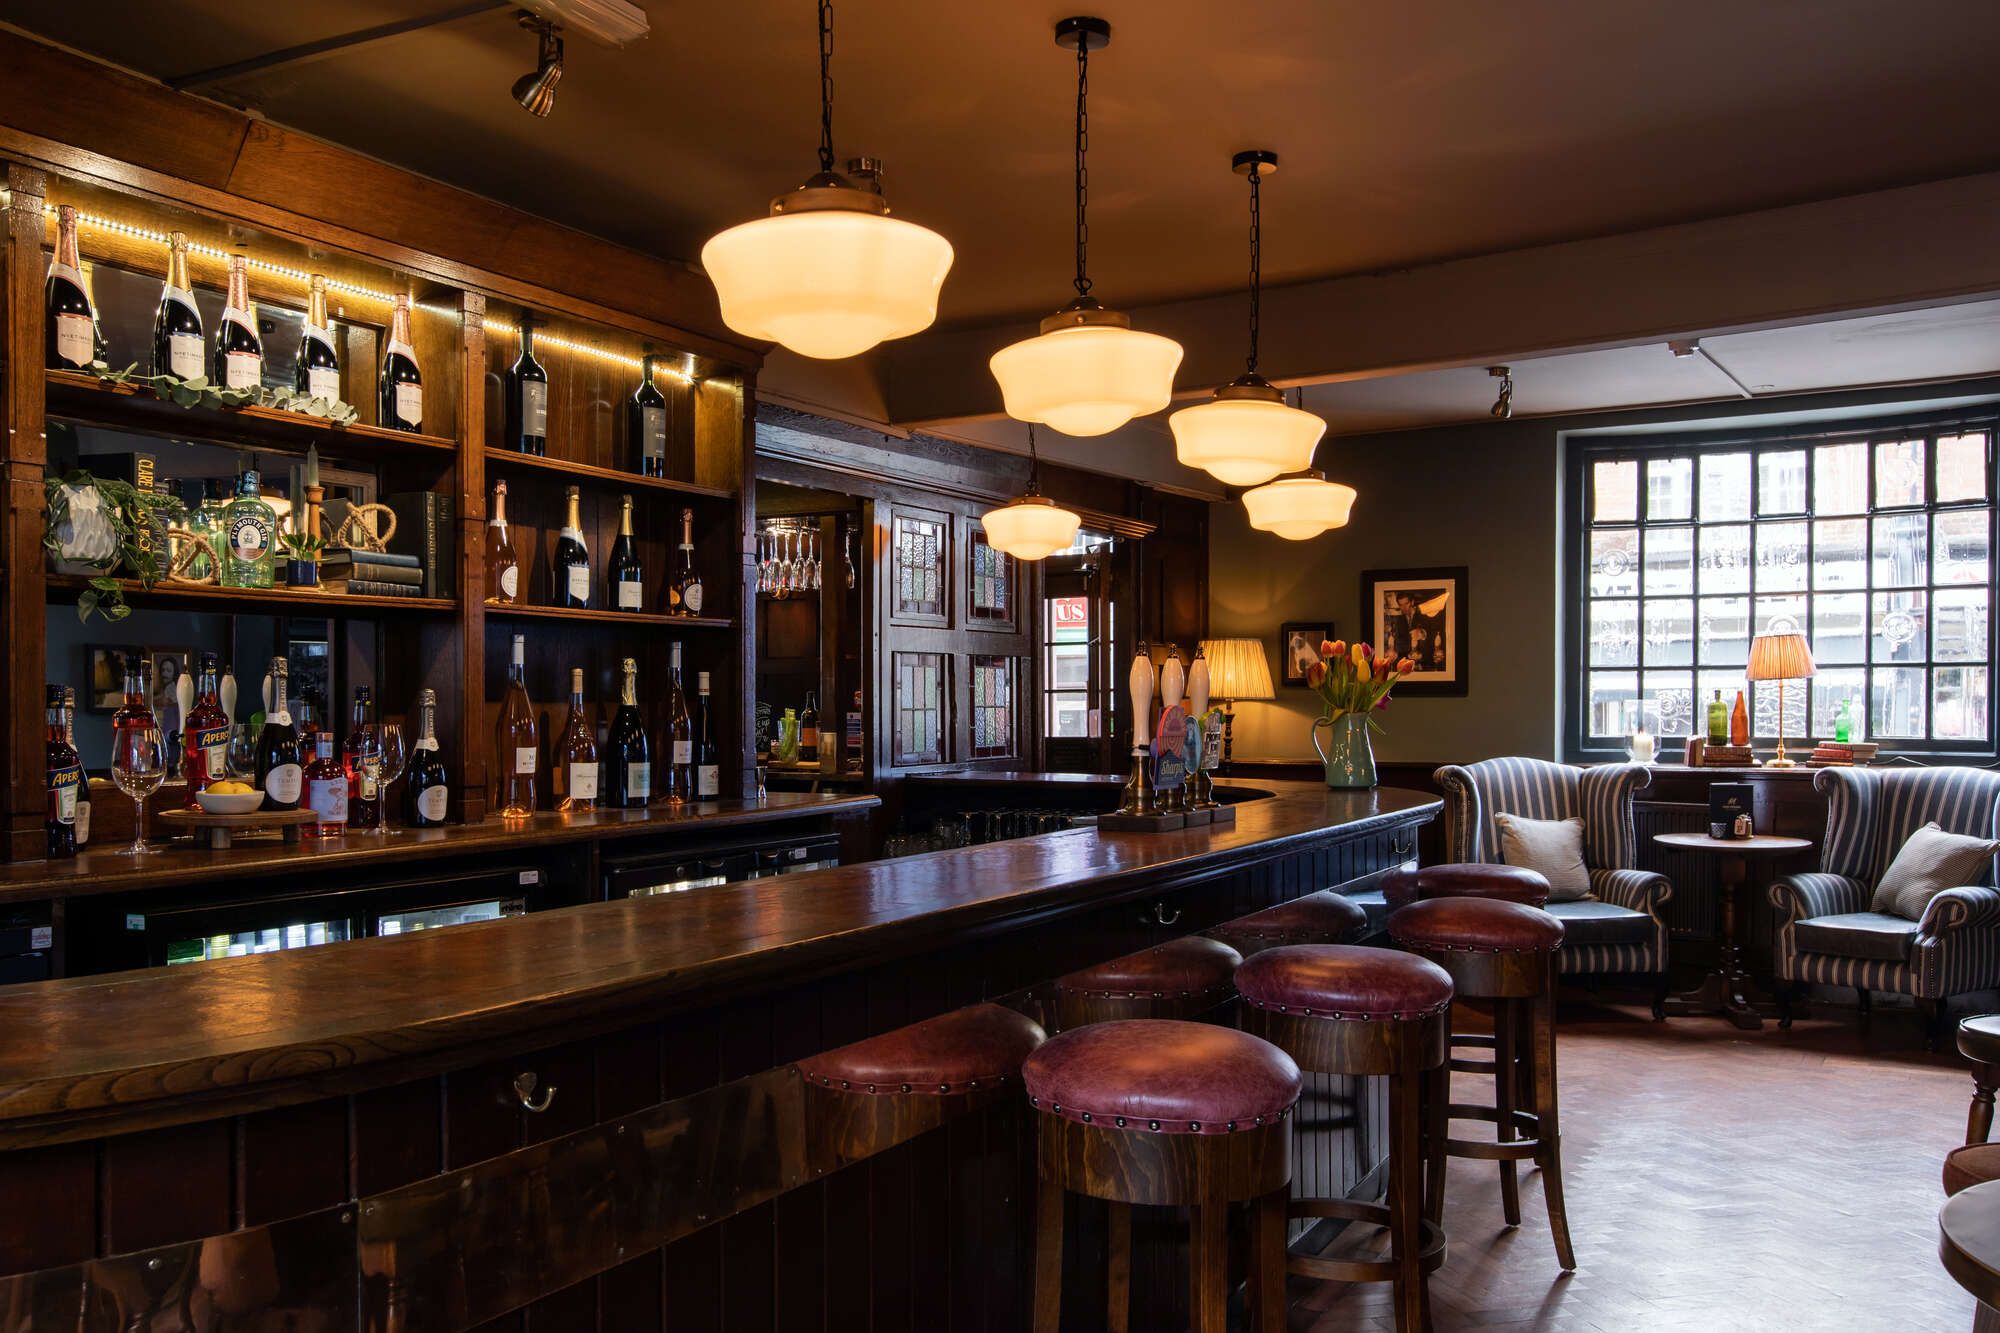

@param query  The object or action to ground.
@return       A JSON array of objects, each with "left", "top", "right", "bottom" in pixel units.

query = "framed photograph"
[
  {"left": 1279, "top": 622, "right": 1336, "bottom": 687},
  {"left": 85, "top": 644, "right": 144, "bottom": 713},
  {"left": 1362, "top": 567, "right": 1469, "bottom": 697},
  {"left": 148, "top": 650, "right": 193, "bottom": 731}
]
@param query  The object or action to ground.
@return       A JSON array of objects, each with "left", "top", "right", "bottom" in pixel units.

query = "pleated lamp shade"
[
  {"left": 1747, "top": 632, "right": 1817, "bottom": 682},
  {"left": 1198, "top": 638, "right": 1275, "bottom": 701}
]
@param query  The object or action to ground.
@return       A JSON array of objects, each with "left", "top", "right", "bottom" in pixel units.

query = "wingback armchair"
[
  {"left": 1435, "top": 757, "right": 1674, "bottom": 1017},
  {"left": 1769, "top": 767, "right": 2000, "bottom": 1043}
]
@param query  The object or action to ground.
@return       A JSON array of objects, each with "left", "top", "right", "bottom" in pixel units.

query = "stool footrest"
[
  {"left": 1446, "top": 1102, "right": 1540, "bottom": 1135},
  {"left": 1284, "top": 1198, "right": 1446, "bottom": 1283},
  {"left": 1451, "top": 1034, "right": 1497, "bottom": 1050},
  {"left": 1448, "top": 1056, "right": 1499, "bottom": 1075}
]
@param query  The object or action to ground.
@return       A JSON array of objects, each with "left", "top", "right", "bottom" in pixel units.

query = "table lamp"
[
  {"left": 1747, "top": 630, "right": 1817, "bottom": 769},
  {"left": 1196, "top": 638, "right": 1274, "bottom": 766}
]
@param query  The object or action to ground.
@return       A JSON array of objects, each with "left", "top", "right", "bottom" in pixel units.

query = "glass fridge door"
[
  {"left": 374, "top": 897, "right": 527, "bottom": 935},
  {"left": 165, "top": 918, "right": 353, "bottom": 965}
]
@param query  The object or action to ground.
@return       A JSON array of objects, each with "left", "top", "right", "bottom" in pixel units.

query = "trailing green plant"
[
  {"left": 78, "top": 360, "right": 359, "bottom": 426},
  {"left": 43, "top": 469, "right": 183, "bottom": 623}
]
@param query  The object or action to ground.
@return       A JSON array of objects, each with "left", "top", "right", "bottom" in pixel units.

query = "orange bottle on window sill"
[{"left": 1730, "top": 690, "right": 1751, "bottom": 748}]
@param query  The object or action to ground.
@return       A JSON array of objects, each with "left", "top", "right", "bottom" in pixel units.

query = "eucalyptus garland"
[{"left": 80, "top": 359, "right": 360, "bottom": 426}]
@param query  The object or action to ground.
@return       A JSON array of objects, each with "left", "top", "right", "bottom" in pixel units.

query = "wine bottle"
[
  {"left": 608, "top": 493, "right": 644, "bottom": 611},
  {"left": 606, "top": 658, "right": 651, "bottom": 808},
  {"left": 553, "top": 485, "right": 590, "bottom": 608},
  {"left": 45, "top": 204, "right": 98, "bottom": 370},
  {"left": 496, "top": 633, "right": 538, "bottom": 817},
  {"left": 212, "top": 252, "right": 263, "bottom": 390},
  {"left": 295, "top": 273, "right": 340, "bottom": 402},
  {"left": 631, "top": 353, "right": 667, "bottom": 476},
  {"left": 799, "top": 691, "right": 820, "bottom": 766},
  {"left": 670, "top": 507, "right": 703, "bottom": 617},
  {"left": 665, "top": 641, "right": 692, "bottom": 805},
  {"left": 45, "top": 684, "right": 81, "bottom": 858},
  {"left": 253, "top": 657, "right": 302, "bottom": 812},
  {"left": 180, "top": 652, "right": 230, "bottom": 807},
  {"left": 694, "top": 670, "right": 719, "bottom": 800},
  {"left": 379, "top": 292, "right": 424, "bottom": 432},
  {"left": 485, "top": 479, "right": 521, "bottom": 604},
  {"left": 554, "top": 667, "right": 599, "bottom": 812},
  {"left": 505, "top": 313, "right": 549, "bottom": 455},
  {"left": 344, "top": 685, "right": 381, "bottom": 831},
  {"left": 303, "top": 733, "right": 348, "bottom": 839},
  {"left": 152, "top": 230, "right": 204, "bottom": 380},
  {"left": 403, "top": 688, "right": 450, "bottom": 826},
  {"left": 65, "top": 688, "right": 90, "bottom": 848},
  {"left": 220, "top": 470, "right": 277, "bottom": 590}
]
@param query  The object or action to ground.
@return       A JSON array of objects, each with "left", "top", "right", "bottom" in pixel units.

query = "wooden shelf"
[
  {"left": 483, "top": 601, "right": 735, "bottom": 630},
  {"left": 45, "top": 370, "right": 458, "bottom": 460},
  {"left": 483, "top": 448, "right": 733, "bottom": 500},
  {"left": 48, "top": 575, "right": 456, "bottom": 617}
]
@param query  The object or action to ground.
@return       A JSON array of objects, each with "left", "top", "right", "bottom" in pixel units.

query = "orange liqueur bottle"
[
  {"left": 1730, "top": 689, "right": 1751, "bottom": 748},
  {"left": 485, "top": 480, "right": 520, "bottom": 604},
  {"left": 495, "top": 633, "right": 538, "bottom": 817}
]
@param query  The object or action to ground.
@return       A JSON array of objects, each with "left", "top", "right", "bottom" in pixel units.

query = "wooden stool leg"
[
  {"left": 1189, "top": 1201, "right": 1230, "bottom": 1333},
  {"left": 1107, "top": 1201, "right": 1131, "bottom": 1333},
  {"left": 1390, "top": 1063, "right": 1427, "bottom": 1333},
  {"left": 1033, "top": 1171, "right": 1065, "bottom": 1333},
  {"left": 1970, "top": 1062, "right": 1999, "bottom": 1145},
  {"left": 1494, "top": 997, "right": 1522, "bottom": 1226},
  {"left": 1530, "top": 979, "right": 1577, "bottom": 1271},
  {"left": 1248, "top": 1186, "right": 1289, "bottom": 1333},
  {"left": 1423, "top": 1061, "right": 1449, "bottom": 1226}
]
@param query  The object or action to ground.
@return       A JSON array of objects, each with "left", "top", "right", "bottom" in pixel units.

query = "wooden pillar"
[
  {"left": 453, "top": 289, "right": 487, "bottom": 824},
  {"left": 2, "top": 164, "right": 49, "bottom": 862}
]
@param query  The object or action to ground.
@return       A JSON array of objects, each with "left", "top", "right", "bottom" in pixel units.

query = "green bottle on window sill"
[{"left": 1706, "top": 689, "right": 1729, "bottom": 744}]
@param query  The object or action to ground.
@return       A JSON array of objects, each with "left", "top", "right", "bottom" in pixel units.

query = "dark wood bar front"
[{"left": 0, "top": 782, "right": 1434, "bottom": 1330}]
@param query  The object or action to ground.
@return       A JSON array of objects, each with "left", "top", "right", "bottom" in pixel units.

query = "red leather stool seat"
[
  {"left": 1382, "top": 863, "right": 1552, "bottom": 910},
  {"left": 1222, "top": 890, "right": 1370, "bottom": 941},
  {"left": 1945, "top": 1142, "right": 2000, "bottom": 1196},
  {"left": 797, "top": 1002, "right": 1047, "bottom": 1095},
  {"left": 1388, "top": 897, "right": 1565, "bottom": 954},
  {"left": 1058, "top": 935, "right": 1243, "bottom": 1000},
  {"left": 1236, "top": 944, "right": 1455, "bottom": 1021},
  {"left": 1024, "top": 1018, "right": 1301, "bottom": 1134}
]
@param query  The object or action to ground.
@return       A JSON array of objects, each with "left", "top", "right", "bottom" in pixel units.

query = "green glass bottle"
[
  {"left": 1834, "top": 699, "right": 1852, "bottom": 744},
  {"left": 221, "top": 470, "right": 277, "bottom": 589},
  {"left": 1705, "top": 689, "right": 1728, "bottom": 744}
]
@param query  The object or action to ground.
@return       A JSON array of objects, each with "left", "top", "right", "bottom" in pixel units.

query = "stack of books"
[
  {"left": 322, "top": 548, "right": 426, "bottom": 598},
  {"left": 1807, "top": 740, "right": 1879, "bottom": 768},
  {"left": 1697, "top": 744, "right": 1758, "bottom": 767}
]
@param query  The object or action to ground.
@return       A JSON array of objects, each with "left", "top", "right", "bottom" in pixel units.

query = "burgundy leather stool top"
[
  {"left": 797, "top": 1002, "right": 1047, "bottom": 1095},
  {"left": 1058, "top": 935, "right": 1243, "bottom": 998},
  {"left": 1236, "top": 944, "right": 1455, "bottom": 1021},
  {"left": 1388, "top": 897, "right": 1565, "bottom": 954},
  {"left": 1222, "top": 889, "right": 1369, "bottom": 941},
  {"left": 1024, "top": 1019, "right": 1301, "bottom": 1134},
  {"left": 1382, "top": 863, "right": 1552, "bottom": 910}
]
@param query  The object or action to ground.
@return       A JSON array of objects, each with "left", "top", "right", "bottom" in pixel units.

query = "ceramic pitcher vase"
[{"left": 1312, "top": 712, "right": 1377, "bottom": 789}]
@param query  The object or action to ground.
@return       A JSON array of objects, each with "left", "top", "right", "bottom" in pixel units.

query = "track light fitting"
[
  {"left": 512, "top": 14, "right": 564, "bottom": 117},
  {"left": 1488, "top": 365, "right": 1514, "bottom": 420}
]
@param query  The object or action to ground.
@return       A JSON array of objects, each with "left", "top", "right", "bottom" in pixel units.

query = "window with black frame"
[{"left": 1568, "top": 417, "right": 1995, "bottom": 760}]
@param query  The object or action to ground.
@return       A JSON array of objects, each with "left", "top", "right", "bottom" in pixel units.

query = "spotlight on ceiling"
[
  {"left": 512, "top": 14, "right": 564, "bottom": 117},
  {"left": 1488, "top": 365, "right": 1514, "bottom": 420}
]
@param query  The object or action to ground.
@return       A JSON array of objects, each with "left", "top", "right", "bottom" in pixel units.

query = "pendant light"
[
  {"left": 1241, "top": 388, "right": 1357, "bottom": 540},
  {"left": 700, "top": 0, "right": 953, "bottom": 360},
  {"left": 1168, "top": 151, "right": 1324, "bottom": 486},
  {"left": 987, "top": 17, "right": 1182, "bottom": 437},
  {"left": 982, "top": 424, "right": 1082, "bottom": 560}
]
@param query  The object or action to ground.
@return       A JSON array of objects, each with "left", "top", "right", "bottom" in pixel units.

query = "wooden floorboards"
[{"left": 1290, "top": 996, "right": 1978, "bottom": 1331}]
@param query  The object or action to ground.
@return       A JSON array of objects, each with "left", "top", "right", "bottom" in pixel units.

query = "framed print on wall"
[
  {"left": 1362, "top": 567, "right": 1469, "bottom": 696},
  {"left": 1278, "top": 622, "right": 1336, "bottom": 687}
]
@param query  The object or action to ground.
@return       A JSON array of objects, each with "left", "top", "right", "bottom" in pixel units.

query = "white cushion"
[
  {"left": 1871, "top": 821, "right": 2000, "bottom": 921},
  {"left": 1494, "top": 813, "right": 1594, "bottom": 903}
]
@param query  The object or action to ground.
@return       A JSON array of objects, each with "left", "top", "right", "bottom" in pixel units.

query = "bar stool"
[
  {"left": 1388, "top": 896, "right": 1575, "bottom": 1271},
  {"left": 1025, "top": 1018, "right": 1300, "bottom": 1332},
  {"left": 1208, "top": 888, "right": 1370, "bottom": 957},
  {"left": 1054, "top": 934, "right": 1243, "bottom": 1028},
  {"left": 1235, "top": 944, "right": 1452, "bottom": 1333},
  {"left": 1961, "top": 1014, "right": 2000, "bottom": 1144}
]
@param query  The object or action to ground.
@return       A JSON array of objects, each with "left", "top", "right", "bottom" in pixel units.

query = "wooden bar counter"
[{"left": 0, "top": 781, "right": 1437, "bottom": 1331}]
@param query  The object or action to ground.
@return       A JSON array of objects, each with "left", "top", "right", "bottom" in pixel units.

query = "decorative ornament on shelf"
[
  {"left": 701, "top": 0, "right": 952, "bottom": 359},
  {"left": 1169, "top": 150, "right": 1325, "bottom": 486},
  {"left": 987, "top": 17, "right": 1182, "bottom": 437},
  {"left": 981, "top": 424, "right": 1081, "bottom": 560},
  {"left": 1306, "top": 638, "right": 1415, "bottom": 790},
  {"left": 71, "top": 359, "right": 359, "bottom": 425}
]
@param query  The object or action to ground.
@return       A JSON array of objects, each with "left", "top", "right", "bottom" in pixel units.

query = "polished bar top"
[
  {"left": 0, "top": 783, "right": 1437, "bottom": 1143},
  {"left": 0, "top": 792, "right": 880, "bottom": 905}
]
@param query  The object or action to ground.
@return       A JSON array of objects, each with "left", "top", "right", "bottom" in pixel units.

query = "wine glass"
[
  {"left": 109, "top": 723, "right": 167, "bottom": 856},
  {"left": 376, "top": 722, "right": 408, "bottom": 834},
  {"left": 757, "top": 530, "right": 771, "bottom": 594},
  {"left": 227, "top": 722, "right": 257, "bottom": 778},
  {"left": 808, "top": 526, "right": 822, "bottom": 591},
  {"left": 352, "top": 733, "right": 386, "bottom": 836}
]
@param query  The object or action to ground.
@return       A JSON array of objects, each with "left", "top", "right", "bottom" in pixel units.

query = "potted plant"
[
  {"left": 1306, "top": 639, "right": 1415, "bottom": 789},
  {"left": 278, "top": 529, "right": 325, "bottom": 587},
  {"left": 43, "top": 468, "right": 180, "bottom": 622}
]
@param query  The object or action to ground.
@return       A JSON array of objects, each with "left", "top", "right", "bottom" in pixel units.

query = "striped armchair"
[
  {"left": 1435, "top": 757, "right": 1674, "bottom": 1017},
  {"left": 1769, "top": 767, "right": 2000, "bottom": 1043}
]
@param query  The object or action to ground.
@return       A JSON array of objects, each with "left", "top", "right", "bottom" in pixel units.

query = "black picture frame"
[
  {"left": 1278, "top": 622, "right": 1335, "bottom": 687},
  {"left": 1361, "top": 567, "right": 1469, "bottom": 697}
]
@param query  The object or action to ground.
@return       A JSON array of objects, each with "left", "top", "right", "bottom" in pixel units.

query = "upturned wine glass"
[{"left": 109, "top": 722, "right": 167, "bottom": 856}]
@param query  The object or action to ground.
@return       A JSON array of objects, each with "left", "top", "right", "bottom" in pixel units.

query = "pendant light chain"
[
  {"left": 1246, "top": 166, "right": 1262, "bottom": 374},
  {"left": 1027, "top": 423, "right": 1043, "bottom": 493},
  {"left": 1072, "top": 35, "right": 1092, "bottom": 298},
  {"left": 817, "top": 0, "right": 836, "bottom": 174}
]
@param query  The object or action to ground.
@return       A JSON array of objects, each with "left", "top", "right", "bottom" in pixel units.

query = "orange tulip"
[
  {"left": 1327, "top": 639, "right": 1347, "bottom": 660},
  {"left": 1397, "top": 657, "right": 1416, "bottom": 675},
  {"left": 1306, "top": 660, "right": 1328, "bottom": 688}
]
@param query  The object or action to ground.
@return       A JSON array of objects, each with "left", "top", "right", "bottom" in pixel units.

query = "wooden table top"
[
  {"left": 1941, "top": 1179, "right": 2000, "bottom": 1308},
  {"left": 1653, "top": 831, "right": 1815, "bottom": 853},
  {"left": 0, "top": 783, "right": 1438, "bottom": 1144}
]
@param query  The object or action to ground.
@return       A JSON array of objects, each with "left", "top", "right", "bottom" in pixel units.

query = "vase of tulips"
[{"left": 1306, "top": 638, "right": 1415, "bottom": 790}]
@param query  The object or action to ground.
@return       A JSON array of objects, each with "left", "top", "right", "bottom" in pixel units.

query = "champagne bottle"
[
  {"left": 485, "top": 479, "right": 521, "bottom": 604},
  {"left": 152, "top": 230, "right": 203, "bottom": 380},
  {"left": 799, "top": 691, "right": 819, "bottom": 766},
  {"left": 403, "top": 688, "right": 450, "bottom": 826},
  {"left": 631, "top": 353, "right": 667, "bottom": 476},
  {"left": 303, "top": 733, "right": 348, "bottom": 839},
  {"left": 212, "top": 252, "right": 263, "bottom": 390},
  {"left": 555, "top": 667, "right": 599, "bottom": 812},
  {"left": 670, "top": 507, "right": 703, "bottom": 617},
  {"left": 505, "top": 313, "right": 549, "bottom": 455},
  {"left": 221, "top": 470, "right": 277, "bottom": 590},
  {"left": 608, "top": 493, "right": 644, "bottom": 611},
  {"left": 345, "top": 685, "right": 381, "bottom": 831},
  {"left": 45, "top": 685, "right": 81, "bottom": 858},
  {"left": 496, "top": 633, "right": 538, "bottom": 817},
  {"left": 45, "top": 204, "right": 98, "bottom": 370},
  {"left": 606, "top": 657, "right": 651, "bottom": 808},
  {"left": 295, "top": 273, "right": 341, "bottom": 402},
  {"left": 694, "top": 670, "right": 719, "bottom": 800},
  {"left": 379, "top": 292, "right": 424, "bottom": 432},
  {"left": 553, "top": 485, "right": 590, "bottom": 608},
  {"left": 665, "top": 641, "right": 692, "bottom": 805},
  {"left": 180, "top": 652, "right": 230, "bottom": 807},
  {"left": 253, "top": 657, "right": 302, "bottom": 811}
]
